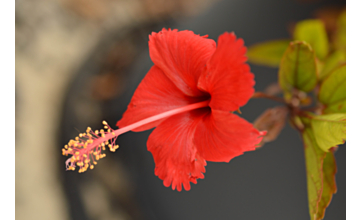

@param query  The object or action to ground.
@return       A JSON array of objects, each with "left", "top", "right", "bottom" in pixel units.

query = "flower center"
[{"left": 62, "top": 100, "right": 210, "bottom": 172}]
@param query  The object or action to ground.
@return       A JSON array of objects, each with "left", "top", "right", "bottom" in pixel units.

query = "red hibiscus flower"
[{"left": 62, "top": 28, "right": 265, "bottom": 191}]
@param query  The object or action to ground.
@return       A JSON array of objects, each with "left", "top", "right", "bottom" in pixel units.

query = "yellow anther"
[{"left": 63, "top": 119, "right": 121, "bottom": 173}]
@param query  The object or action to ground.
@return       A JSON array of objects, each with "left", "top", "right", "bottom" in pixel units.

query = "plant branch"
[{"left": 252, "top": 92, "right": 287, "bottom": 105}]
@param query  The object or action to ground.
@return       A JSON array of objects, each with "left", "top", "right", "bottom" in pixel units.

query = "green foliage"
[
  {"left": 278, "top": 41, "right": 317, "bottom": 94},
  {"left": 334, "top": 11, "right": 346, "bottom": 52},
  {"left": 310, "top": 113, "right": 346, "bottom": 152},
  {"left": 319, "top": 50, "right": 346, "bottom": 81},
  {"left": 247, "top": 39, "right": 290, "bottom": 67},
  {"left": 294, "top": 19, "right": 329, "bottom": 60},
  {"left": 248, "top": 14, "right": 346, "bottom": 220},
  {"left": 319, "top": 65, "right": 346, "bottom": 113},
  {"left": 303, "top": 127, "right": 337, "bottom": 220}
]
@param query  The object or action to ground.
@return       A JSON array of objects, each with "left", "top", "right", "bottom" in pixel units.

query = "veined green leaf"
[
  {"left": 319, "top": 65, "right": 346, "bottom": 113},
  {"left": 316, "top": 152, "right": 337, "bottom": 220},
  {"left": 303, "top": 128, "right": 337, "bottom": 220},
  {"left": 320, "top": 50, "right": 346, "bottom": 81},
  {"left": 278, "top": 41, "right": 317, "bottom": 93},
  {"left": 310, "top": 113, "right": 346, "bottom": 152},
  {"left": 324, "top": 102, "right": 346, "bottom": 114},
  {"left": 294, "top": 19, "right": 329, "bottom": 60},
  {"left": 247, "top": 39, "right": 291, "bottom": 67}
]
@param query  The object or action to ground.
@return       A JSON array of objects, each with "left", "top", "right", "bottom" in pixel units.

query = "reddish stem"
[{"left": 252, "top": 92, "right": 287, "bottom": 104}]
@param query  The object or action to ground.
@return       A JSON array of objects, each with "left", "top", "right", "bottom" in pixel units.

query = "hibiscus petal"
[
  {"left": 149, "top": 28, "right": 216, "bottom": 97},
  {"left": 197, "top": 32, "right": 255, "bottom": 111},
  {"left": 147, "top": 109, "right": 208, "bottom": 191},
  {"left": 117, "top": 65, "right": 200, "bottom": 131},
  {"left": 195, "top": 110, "right": 266, "bottom": 162}
]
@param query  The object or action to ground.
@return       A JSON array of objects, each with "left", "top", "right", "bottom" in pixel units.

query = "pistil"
[{"left": 62, "top": 100, "right": 210, "bottom": 173}]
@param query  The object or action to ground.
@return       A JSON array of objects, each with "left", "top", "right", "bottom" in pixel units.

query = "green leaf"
[
  {"left": 303, "top": 128, "right": 337, "bottom": 220},
  {"left": 324, "top": 102, "right": 346, "bottom": 114},
  {"left": 278, "top": 41, "right": 317, "bottom": 94},
  {"left": 334, "top": 11, "right": 346, "bottom": 52},
  {"left": 316, "top": 152, "right": 337, "bottom": 220},
  {"left": 310, "top": 113, "right": 346, "bottom": 152},
  {"left": 316, "top": 59, "right": 325, "bottom": 76},
  {"left": 294, "top": 19, "right": 329, "bottom": 60},
  {"left": 247, "top": 39, "right": 291, "bottom": 67},
  {"left": 319, "top": 65, "right": 346, "bottom": 113},
  {"left": 319, "top": 50, "right": 346, "bottom": 81}
]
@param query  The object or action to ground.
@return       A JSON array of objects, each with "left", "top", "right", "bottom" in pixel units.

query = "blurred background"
[{"left": 15, "top": 0, "right": 345, "bottom": 219}]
